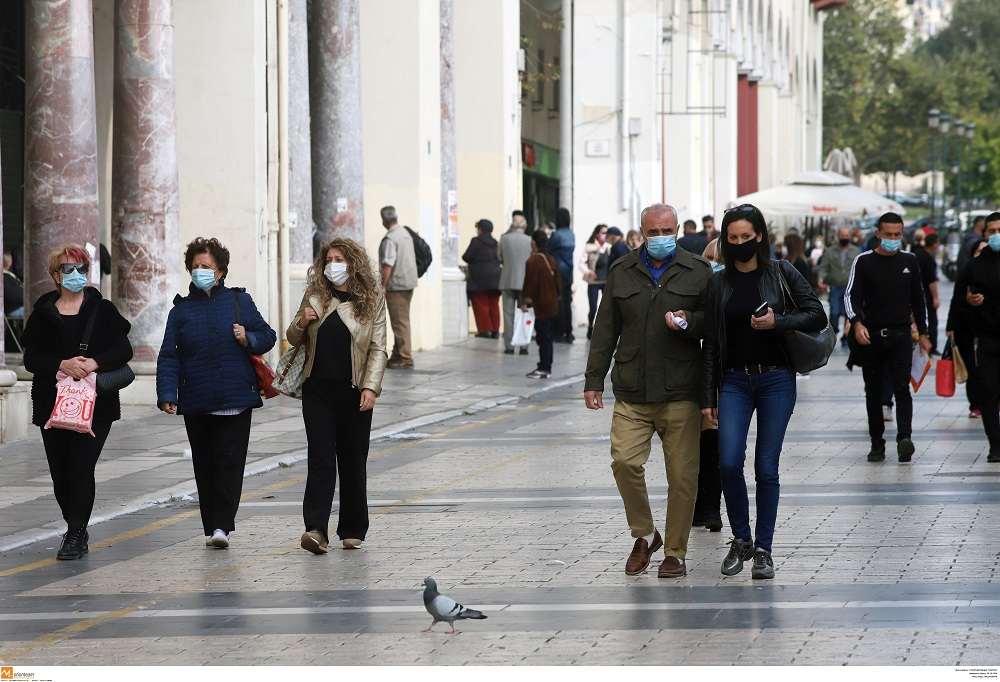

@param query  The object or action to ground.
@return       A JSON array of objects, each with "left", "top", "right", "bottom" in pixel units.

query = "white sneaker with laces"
[
  {"left": 882, "top": 405, "right": 893, "bottom": 422},
  {"left": 210, "top": 529, "right": 229, "bottom": 548}
]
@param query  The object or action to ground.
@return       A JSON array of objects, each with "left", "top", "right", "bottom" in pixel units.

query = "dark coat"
[
  {"left": 585, "top": 247, "right": 712, "bottom": 404},
  {"left": 22, "top": 287, "right": 133, "bottom": 426},
  {"left": 951, "top": 247, "right": 1000, "bottom": 335},
  {"left": 522, "top": 252, "right": 561, "bottom": 319},
  {"left": 463, "top": 233, "right": 502, "bottom": 292},
  {"left": 156, "top": 282, "right": 277, "bottom": 415},
  {"left": 701, "top": 259, "right": 827, "bottom": 408}
]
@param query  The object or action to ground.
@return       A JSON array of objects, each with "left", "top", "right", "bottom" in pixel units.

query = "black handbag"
[
  {"left": 80, "top": 303, "right": 136, "bottom": 395},
  {"left": 776, "top": 264, "right": 836, "bottom": 373}
]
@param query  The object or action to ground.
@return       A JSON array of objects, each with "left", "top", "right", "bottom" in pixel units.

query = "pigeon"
[{"left": 421, "top": 577, "right": 487, "bottom": 634}]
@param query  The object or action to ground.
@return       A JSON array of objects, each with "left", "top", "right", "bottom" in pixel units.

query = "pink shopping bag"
[{"left": 45, "top": 371, "right": 98, "bottom": 436}]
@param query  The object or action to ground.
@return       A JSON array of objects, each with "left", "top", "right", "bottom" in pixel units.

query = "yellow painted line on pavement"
[{"left": 0, "top": 476, "right": 306, "bottom": 579}]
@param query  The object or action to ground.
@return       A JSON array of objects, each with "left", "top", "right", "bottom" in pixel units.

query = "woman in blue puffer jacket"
[{"left": 156, "top": 237, "right": 276, "bottom": 549}]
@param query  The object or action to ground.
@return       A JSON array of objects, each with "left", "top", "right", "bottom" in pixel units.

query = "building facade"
[{"left": 0, "top": 0, "right": 833, "bottom": 430}]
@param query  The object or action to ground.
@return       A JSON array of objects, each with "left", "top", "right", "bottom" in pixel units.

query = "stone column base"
[
  {"left": 441, "top": 266, "right": 468, "bottom": 344},
  {"left": 0, "top": 381, "right": 31, "bottom": 443}
]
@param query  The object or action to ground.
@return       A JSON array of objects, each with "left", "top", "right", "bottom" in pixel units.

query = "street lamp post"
[
  {"left": 928, "top": 109, "right": 940, "bottom": 220},
  {"left": 954, "top": 119, "right": 965, "bottom": 217},
  {"left": 965, "top": 123, "right": 976, "bottom": 215}
]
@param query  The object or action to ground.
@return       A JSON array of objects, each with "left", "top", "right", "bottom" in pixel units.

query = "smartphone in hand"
[{"left": 753, "top": 301, "right": 769, "bottom": 318}]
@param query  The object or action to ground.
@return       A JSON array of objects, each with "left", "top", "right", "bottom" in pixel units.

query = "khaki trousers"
[
  {"left": 610, "top": 399, "right": 700, "bottom": 559},
  {"left": 385, "top": 289, "right": 413, "bottom": 362}
]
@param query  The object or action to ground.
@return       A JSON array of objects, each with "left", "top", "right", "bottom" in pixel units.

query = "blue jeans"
[
  {"left": 828, "top": 286, "right": 846, "bottom": 335},
  {"left": 718, "top": 369, "right": 796, "bottom": 553}
]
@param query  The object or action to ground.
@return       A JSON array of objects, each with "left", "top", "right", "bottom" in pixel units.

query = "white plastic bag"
[{"left": 511, "top": 308, "right": 536, "bottom": 347}]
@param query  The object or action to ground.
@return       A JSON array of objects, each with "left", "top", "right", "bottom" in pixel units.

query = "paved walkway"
[{"left": 2, "top": 285, "right": 999, "bottom": 666}]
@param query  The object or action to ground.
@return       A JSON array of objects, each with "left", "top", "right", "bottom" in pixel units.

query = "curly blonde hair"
[{"left": 305, "top": 238, "right": 381, "bottom": 324}]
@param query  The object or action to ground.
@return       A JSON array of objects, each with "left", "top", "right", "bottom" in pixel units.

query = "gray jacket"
[
  {"left": 498, "top": 230, "right": 532, "bottom": 290},
  {"left": 817, "top": 244, "right": 861, "bottom": 288}
]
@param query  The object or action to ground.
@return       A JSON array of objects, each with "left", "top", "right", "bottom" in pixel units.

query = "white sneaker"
[
  {"left": 210, "top": 529, "right": 230, "bottom": 548},
  {"left": 882, "top": 405, "right": 893, "bottom": 422}
]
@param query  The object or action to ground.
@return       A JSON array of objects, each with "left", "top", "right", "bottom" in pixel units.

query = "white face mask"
[{"left": 324, "top": 262, "right": 349, "bottom": 286}]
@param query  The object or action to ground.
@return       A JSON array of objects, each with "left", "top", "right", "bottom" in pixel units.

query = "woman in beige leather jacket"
[{"left": 287, "top": 238, "right": 388, "bottom": 554}]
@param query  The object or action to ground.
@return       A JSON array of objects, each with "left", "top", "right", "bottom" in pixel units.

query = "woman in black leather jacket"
[{"left": 700, "top": 204, "right": 826, "bottom": 580}]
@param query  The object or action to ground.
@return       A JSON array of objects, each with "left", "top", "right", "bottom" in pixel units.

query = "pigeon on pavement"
[{"left": 421, "top": 577, "right": 488, "bottom": 634}]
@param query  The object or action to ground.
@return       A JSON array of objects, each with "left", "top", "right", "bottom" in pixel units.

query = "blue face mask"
[
  {"left": 712, "top": 262, "right": 725, "bottom": 273},
  {"left": 191, "top": 269, "right": 218, "bottom": 291},
  {"left": 646, "top": 235, "right": 676, "bottom": 261},
  {"left": 60, "top": 270, "right": 87, "bottom": 293},
  {"left": 989, "top": 234, "right": 1000, "bottom": 252},
  {"left": 880, "top": 237, "right": 901, "bottom": 253}
]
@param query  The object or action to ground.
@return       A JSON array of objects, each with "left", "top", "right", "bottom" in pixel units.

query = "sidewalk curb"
[{"left": 0, "top": 374, "right": 583, "bottom": 555}]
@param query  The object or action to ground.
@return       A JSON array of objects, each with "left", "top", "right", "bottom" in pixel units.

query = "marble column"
[
  {"left": 308, "top": 0, "right": 364, "bottom": 243},
  {"left": 111, "top": 0, "right": 181, "bottom": 362},
  {"left": 25, "top": 0, "right": 102, "bottom": 307},
  {"left": 288, "top": 0, "right": 314, "bottom": 263},
  {"left": 0, "top": 142, "right": 6, "bottom": 364},
  {"left": 440, "top": 0, "right": 467, "bottom": 343}
]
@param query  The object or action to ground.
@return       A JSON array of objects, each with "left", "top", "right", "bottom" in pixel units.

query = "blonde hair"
[
  {"left": 702, "top": 238, "right": 722, "bottom": 264},
  {"left": 305, "top": 238, "right": 381, "bottom": 324}
]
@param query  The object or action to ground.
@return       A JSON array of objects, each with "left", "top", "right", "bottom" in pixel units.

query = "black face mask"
[
  {"left": 723, "top": 237, "right": 759, "bottom": 263},
  {"left": 839, "top": 238, "right": 850, "bottom": 247}
]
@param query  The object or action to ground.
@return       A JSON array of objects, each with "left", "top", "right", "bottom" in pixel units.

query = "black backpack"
[{"left": 404, "top": 225, "right": 433, "bottom": 277}]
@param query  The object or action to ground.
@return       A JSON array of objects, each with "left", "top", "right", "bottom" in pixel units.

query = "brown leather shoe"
[
  {"left": 624, "top": 530, "right": 663, "bottom": 575},
  {"left": 657, "top": 555, "right": 687, "bottom": 578}
]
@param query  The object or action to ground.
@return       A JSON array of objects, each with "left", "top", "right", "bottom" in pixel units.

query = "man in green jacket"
[
  {"left": 817, "top": 226, "right": 861, "bottom": 346},
  {"left": 584, "top": 203, "right": 712, "bottom": 579}
]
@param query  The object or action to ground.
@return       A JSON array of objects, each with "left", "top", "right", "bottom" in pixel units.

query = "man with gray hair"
[
  {"left": 584, "top": 203, "right": 712, "bottom": 578},
  {"left": 379, "top": 206, "right": 418, "bottom": 369},
  {"left": 498, "top": 212, "right": 533, "bottom": 354}
]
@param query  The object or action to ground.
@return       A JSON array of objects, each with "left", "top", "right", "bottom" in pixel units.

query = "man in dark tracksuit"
[
  {"left": 953, "top": 211, "right": 1000, "bottom": 462},
  {"left": 845, "top": 212, "right": 931, "bottom": 463}
]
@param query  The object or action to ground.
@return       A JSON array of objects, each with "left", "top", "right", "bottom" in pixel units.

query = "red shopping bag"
[
  {"left": 45, "top": 371, "right": 98, "bottom": 436},
  {"left": 935, "top": 359, "right": 954, "bottom": 397}
]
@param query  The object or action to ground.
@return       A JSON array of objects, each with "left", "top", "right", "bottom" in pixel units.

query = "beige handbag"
[{"left": 953, "top": 343, "right": 968, "bottom": 384}]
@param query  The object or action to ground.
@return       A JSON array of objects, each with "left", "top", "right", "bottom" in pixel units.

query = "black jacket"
[
  {"left": 950, "top": 247, "right": 1000, "bottom": 336},
  {"left": 22, "top": 287, "right": 133, "bottom": 426},
  {"left": 463, "top": 234, "right": 502, "bottom": 292},
  {"left": 701, "top": 259, "right": 827, "bottom": 408}
]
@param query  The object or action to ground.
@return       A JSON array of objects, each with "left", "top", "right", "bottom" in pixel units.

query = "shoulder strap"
[
  {"left": 233, "top": 290, "right": 241, "bottom": 323},
  {"left": 775, "top": 261, "right": 799, "bottom": 314},
  {"left": 535, "top": 253, "right": 554, "bottom": 276},
  {"left": 80, "top": 302, "right": 99, "bottom": 355}
]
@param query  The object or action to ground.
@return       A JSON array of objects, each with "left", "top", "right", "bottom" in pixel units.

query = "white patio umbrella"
[{"left": 731, "top": 171, "right": 905, "bottom": 219}]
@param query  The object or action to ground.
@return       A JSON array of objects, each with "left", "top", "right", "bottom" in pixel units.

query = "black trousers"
[
  {"left": 857, "top": 330, "right": 914, "bottom": 447},
  {"left": 975, "top": 334, "right": 1000, "bottom": 455},
  {"left": 556, "top": 272, "right": 573, "bottom": 337},
  {"left": 954, "top": 329, "right": 979, "bottom": 412},
  {"left": 927, "top": 305, "right": 939, "bottom": 354},
  {"left": 41, "top": 420, "right": 113, "bottom": 531},
  {"left": 301, "top": 378, "right": 373, "bottom": 542},
  {"left": 184, "top": 410, "right": 253, "bottom": 535},
  {"left": 535, "top": 316, "right": 555, "bottom": 372}
]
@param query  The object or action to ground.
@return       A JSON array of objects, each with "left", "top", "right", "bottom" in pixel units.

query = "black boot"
[
  {"left": 57, "top": 527, "right": 88, "bottom": 561},
  {"left": 694, "top": 429, "right": 723, "bottom": 532}
]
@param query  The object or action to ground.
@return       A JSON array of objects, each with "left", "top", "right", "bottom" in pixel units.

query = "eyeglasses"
[
  {"left": 57, "top": 263, "right": 89, "bottom": 275},
  {"left": 724, "top": 204, "right": 757, "bottom": 215}
]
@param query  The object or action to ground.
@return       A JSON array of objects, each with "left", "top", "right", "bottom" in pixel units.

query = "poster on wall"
[{"left": 447, "top": 190, "right": 459, "bottom": 238}]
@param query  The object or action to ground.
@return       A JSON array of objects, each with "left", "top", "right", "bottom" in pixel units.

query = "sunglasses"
[
  {"left": 724, "top": 204, "right": 758, "bottom": 215},
  {"left": 57, "top": 263, "right": 89, "bottom": 275}
]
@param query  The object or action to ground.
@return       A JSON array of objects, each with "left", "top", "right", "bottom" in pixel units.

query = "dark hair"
[
  {"left": 985, "top": 212, "right": 1000, "bottom": 227},
  {"left": 784, "top": 233, "right": 805, "bottom": 262},
  {"left": 702, "top": 215, "right": 714, "bottom": 224},
  {"left": 556, "top": 207, "right": 571, "bottom": 229},
  {"left": 973, "top": 215, "right": 987, "bottom": 229},
  {"left": 876, "top": 212, "right": 904, "bottom": 230},
  {"left": 719, "top": 204, "right": 772, "bottom": 271},
  {"left": 532, "top": 230, "right": 549, "bottom": 252},
  {"left": 184, "top": 237, "right": 231, "bottom": 276},
  {"left": 512, "top": 210, "right": 525, "bottom": 219},
  {"left": 587, "top": 224, "right": 607, "bottom": 244},
  {"left": 683, "top": 219, "right": 697, "bottom": 232},
  {"left": 925, "top": 233, "right": 940, "bottom": 248}
]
